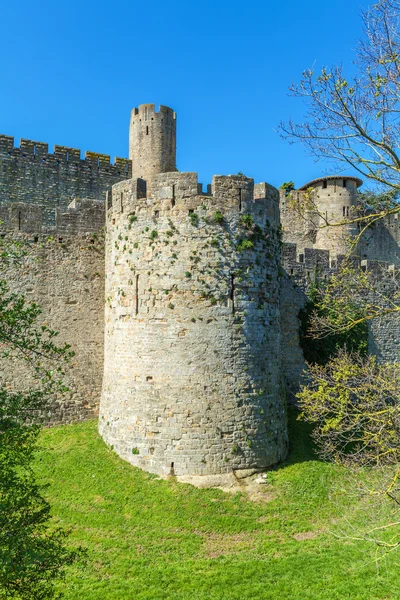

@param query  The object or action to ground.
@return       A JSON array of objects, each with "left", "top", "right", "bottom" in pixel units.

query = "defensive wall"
[
  {"left": 0, "top": 133, "right": 132, "bottom": 424},
  {"left": 0, "top": 134, "right": 131, "bottom": 229},
  {"left": 0, "top": 198, "right": 106, "bottom": 424},
  {"left": 280, "top": 241, "right": 400, "bottom": 395},
  {"left": 99, "top": 171, "right": 288, "bottom": 480},
  {"left": 280, "top": 178, "right": 400, "bottom": 264}
]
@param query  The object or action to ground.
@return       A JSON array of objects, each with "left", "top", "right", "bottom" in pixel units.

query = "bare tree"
[{"left": 280, "top": 0, "right": 400, "bottom": 191}]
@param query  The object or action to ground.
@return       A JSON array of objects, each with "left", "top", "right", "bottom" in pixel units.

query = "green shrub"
[
  {"left": 212, "top": 211, "right": 224, "bottom": 224},
  {"left": 236, "top": 239, "right": 254, "bottom": 251},
  {"left": 239, "top": 214, "right": 254, "bottom": 229},
  {"left": 189, "top": 212, "right": 199, "bottom": 226}
]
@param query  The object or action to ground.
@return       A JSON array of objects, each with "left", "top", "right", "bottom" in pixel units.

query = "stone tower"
[
  {"left": 99, "top": 105, "right": 288, "bottom": 484},
  {"left": 280, "top": 176, "right": 363, "bottom": 258},
  {"left": 300, "top": 176, "right": 362, "bottom": 255},
  {"left": 129, "top": 104, "right": 176, "bottom": 181}
]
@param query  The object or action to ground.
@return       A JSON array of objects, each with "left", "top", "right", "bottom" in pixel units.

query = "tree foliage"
[
  {"left": 298, "top": 277, "right": 368, "bottom": 365},
  {"left": 298, "top": 351, "right": 400, "bottom": 553},
  {"left": 0, "top": 235, "right": 81, "bottom": 599},
  {"left": 280, "top": 0, "right": 400, "bottom": 552}
]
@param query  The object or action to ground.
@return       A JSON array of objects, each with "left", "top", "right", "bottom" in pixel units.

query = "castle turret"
[
  {"left": 299, "top": 176, "right": 362, "bottom": 255},
  {"left": 129, "top": 104, "right": 176, "bottom": 181},
  {"left": 280, "top": 176, "right": 363, "bottom": 258}
]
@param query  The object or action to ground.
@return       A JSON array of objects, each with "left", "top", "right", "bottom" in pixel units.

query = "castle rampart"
[
  {"left": 280, "top": 241, "right": 400, "bottom": 396},
  {"left": 0, "top": 134, "right": 131, "bottom": 229}
]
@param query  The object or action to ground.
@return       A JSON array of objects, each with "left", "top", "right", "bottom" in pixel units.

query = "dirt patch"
[
  {"left": 199, "top": 532, "right": 254, "bottom": 559},
  {"left": 293, "top": 529, "right": 324, "bottom": 541}
]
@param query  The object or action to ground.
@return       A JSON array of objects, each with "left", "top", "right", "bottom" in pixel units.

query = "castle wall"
[
  {"left": 0, "top": 202, "right": 106, "bottom": 424},
  {"left": 99, "top": 173, "right": 288, "bottom": 479},
  {"left": 358, "top": 215, "right": 400, "bottom": 263},
  {"left": 280, "top": 190, "right": 318, "bottom": 249},
  {"left": 280, "top": 243, "right": 400, "bottom": 395},
  {"left": 0, "top": 134, "right": 131, "bottom": 229},
  {"left": 359, "top": 260, "right": 400, "bottom": 363}
]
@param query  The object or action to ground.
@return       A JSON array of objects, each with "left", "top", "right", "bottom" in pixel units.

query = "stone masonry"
[
  {"left": 1, "top": 103, "right": 400, "bottom": 481},
  {"left": 99, "top": 169, "right": 288, "bottom": 479}
]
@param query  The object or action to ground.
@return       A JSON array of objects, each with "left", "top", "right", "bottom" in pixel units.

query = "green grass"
[{"left": 34, "top": 411, "right": 399, "bottom": 599}]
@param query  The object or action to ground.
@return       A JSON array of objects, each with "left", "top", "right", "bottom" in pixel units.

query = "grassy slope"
[{"left": 35, "top": 412, "right": 398, "bottom": 600}]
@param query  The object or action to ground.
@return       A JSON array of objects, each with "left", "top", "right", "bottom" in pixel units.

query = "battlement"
[
  {"left": 131, "top": 104, "right": 176, "bottom": 122},
  {"left": 0, "top": 134, "right": 132, "bottom": 174},
  {"left": 282, "top": 242, "right": 400, "bottom": 278},
  {"left": 0, "top": 134, "right": 131, "bottom": 229},
  {"left": 107, "top": 172, "right": 280, "bottom": 225}
]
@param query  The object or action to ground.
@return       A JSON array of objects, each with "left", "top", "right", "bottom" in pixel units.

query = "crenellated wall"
[
  {"left": 0, "top": 134, "right": 131, "bottom": 229},
  {"left": 99, "top": 172, "right": 288, "bottom": 481}
]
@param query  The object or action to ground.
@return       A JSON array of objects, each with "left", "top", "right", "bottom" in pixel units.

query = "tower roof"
[{"left": 298, "top": 176, "right": 363, "bottom": 190}]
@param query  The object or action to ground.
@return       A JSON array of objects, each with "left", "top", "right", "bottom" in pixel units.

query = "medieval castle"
[{"left": 1, "top": 104, "right": 399, "bottom": 484}]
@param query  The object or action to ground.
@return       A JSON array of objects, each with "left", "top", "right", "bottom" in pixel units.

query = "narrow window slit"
[
  {"left": 230, "top": 274, "right": 235, "bottom": 314},
  {"left": 239, "top": 188, "right": 242, "bottom": 211},
  {"left": 171, "top": 184, "right": 176, "bottom": 207},
  {"left": 135, "top": 274, "right": 139, "bottom": 315},
  {"left": 106, "top": 191, "right": 112, "bottom": 210},
  {"left": 18, "top": 211, "right": 21, "bottom": 231}
]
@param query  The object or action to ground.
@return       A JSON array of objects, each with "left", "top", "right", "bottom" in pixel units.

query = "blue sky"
[{"left": 0, "top": 0, "right": 366, "bottom": 189}]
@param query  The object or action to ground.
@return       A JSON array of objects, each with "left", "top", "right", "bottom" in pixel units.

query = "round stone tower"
[
  {"left": 99, "top": 107, "right": 288, "bottom": 483},
  {"left": 129, "top": 104, "right": 176, "bottom": 181},
  {"left": 298, "top": 176, "right": 363, "bottom": 256}
]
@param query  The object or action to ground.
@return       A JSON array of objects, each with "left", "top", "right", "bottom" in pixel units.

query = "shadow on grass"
[{"left": 283, "top": 405, "right": 320, "bottom": 466}]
